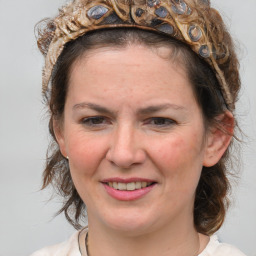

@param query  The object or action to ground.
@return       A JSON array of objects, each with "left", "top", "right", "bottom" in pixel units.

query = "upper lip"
[{"left": 101, "top": 177, "right": 157, "bottom": 183}]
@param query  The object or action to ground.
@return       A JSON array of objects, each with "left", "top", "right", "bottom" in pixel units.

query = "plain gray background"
[{"left": 0, "top": 0, "right": 255, "bottom": 255}]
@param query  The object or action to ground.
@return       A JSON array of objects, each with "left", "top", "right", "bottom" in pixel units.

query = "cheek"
[
  {"left": 67, "top": 133, "right": 107, "bottom": 177},
  {"left": 151, "top": 133, "right": 204, "bottom": 184}
]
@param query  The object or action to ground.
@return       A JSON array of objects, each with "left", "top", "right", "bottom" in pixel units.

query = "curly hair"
[{"left": 36, "top": 2, "right": 240, "bottom": 234}]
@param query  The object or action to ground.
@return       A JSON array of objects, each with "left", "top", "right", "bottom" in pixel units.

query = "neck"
[{"left": 86, "top": 218, "right": 205, "bottom": 256}]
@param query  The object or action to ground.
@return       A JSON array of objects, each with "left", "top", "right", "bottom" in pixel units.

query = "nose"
[{"left": 106, "top": 124, "right": 146, "bottom": 169}]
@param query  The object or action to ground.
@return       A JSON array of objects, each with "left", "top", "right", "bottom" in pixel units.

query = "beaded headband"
[{"left": 42, "top": 0, "right": 233, "bottom": 109}]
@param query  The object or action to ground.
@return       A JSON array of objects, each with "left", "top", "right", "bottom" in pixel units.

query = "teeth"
[
  {"left": 142, "top": 181, "right": 147, "bottom": 188},
  {"left": 113, "top": 182, "right": 118, "bottom": 190},
  {"left": 127, "top": 182, "right": 135, "bottom": 191},
  {"left": 135, "top": 181, "right": 141, "bottom": 189},
  {"left": 107, "top": 181, "right": 153, "bottom": 191},
  {"left": 118, "top": 183, "right": 126, "bottom": 190}
]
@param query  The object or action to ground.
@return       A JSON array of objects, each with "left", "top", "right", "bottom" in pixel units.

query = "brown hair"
[{"left": 36, "top": 8, "right": 240, "bottom": 234}]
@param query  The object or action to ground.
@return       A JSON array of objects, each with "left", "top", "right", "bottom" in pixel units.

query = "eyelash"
[
  {"left": 145, "top": 117, "right": 176, "bottom": 127},
  {"left": 81, "top": 116, "right": 110, "bottom": 127},
  {"left": 80, "top": 116, "right": 176, "bottom": 128}
]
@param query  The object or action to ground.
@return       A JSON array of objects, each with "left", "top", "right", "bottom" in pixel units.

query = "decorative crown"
[{"left": 42, "top": 0, "right": 233, "bottom": 109}]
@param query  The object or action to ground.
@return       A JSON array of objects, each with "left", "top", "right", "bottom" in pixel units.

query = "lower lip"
[{"left": 103, "top": 183, "right": 156, "bottom": 201}]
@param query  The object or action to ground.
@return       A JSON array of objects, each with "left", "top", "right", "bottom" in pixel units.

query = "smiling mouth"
[{"left": 104, "top": 181, "right": 155, "bottom": 191}]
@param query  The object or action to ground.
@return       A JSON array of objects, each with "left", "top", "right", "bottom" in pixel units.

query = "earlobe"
[
  {"left": 203, "top": 111, "right": 234, "bottom": 167},
  {"left": 53, "top": 119, "right": 68, "bottom": 158}
]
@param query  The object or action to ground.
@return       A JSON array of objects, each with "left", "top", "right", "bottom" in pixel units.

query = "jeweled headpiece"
[{"left": 42, "top": 0, "right": 234, "bottom": 109}]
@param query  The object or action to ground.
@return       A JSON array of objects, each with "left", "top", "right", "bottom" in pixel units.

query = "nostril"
[{"left": 106, "top": 148, "right": 139, "bottom": 168}]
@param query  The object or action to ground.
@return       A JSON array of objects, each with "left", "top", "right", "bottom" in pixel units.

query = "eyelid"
[
  {"left": 144, "top": 117, "right": 177, "bottom": 126},
  {"left": 80, "top": 116, "right": 112, "bottom": 126}
]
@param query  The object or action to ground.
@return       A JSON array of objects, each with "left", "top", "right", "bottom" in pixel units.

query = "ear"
[
  {"left": 203, "top": 111, "right": 234, "bottom": 167},
  {"left": 53, "top": 119, "right": 68, "bottom": 158}
]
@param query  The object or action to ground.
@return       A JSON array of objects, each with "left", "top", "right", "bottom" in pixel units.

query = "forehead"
[{"left": 67, "top": 44, "right": 196, "bottom": 109}]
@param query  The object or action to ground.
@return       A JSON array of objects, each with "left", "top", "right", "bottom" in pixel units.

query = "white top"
[{"left": 30, "top": 227, "right": 246, "bottom": 256}]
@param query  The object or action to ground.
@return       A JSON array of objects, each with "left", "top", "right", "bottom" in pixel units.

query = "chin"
[{"left": 97, "top": 209, "right": 160, "bottom": 236}]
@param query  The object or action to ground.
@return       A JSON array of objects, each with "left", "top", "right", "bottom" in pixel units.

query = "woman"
[{"left": 32, "top": 0, "right": 245, "bottom": 255}]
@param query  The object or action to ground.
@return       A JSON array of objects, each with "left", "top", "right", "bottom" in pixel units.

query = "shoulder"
[
  {"left": 199, "top": 235, "right": 247, "bottom": 256},
  {"left": 30, "top": 230, "right": 82, "bottom": 256}
]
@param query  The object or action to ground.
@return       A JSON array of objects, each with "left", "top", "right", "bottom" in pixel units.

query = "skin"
[{"left": 55, "top": 44, "right": 233, "bottom": 256}]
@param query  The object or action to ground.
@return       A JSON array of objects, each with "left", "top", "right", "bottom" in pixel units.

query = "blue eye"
[
  {"left": 147, "top": 117, "right": 176, "bottom": 127},
  {"left": 81, "top": 116, "right": 109, "bottom": 126}
]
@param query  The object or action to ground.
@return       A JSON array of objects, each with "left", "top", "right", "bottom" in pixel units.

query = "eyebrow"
[
  {"left": 73, "top": 102, "right": 114, "bottom": 115},
  {"left": 137, "top": 103, "right": 185, "bottom": 115},
  {"left": 72, "top": 102, "right": 185, "bottom": 115}
]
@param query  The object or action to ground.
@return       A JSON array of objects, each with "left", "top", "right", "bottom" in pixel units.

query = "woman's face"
[{"left": 56, "top": 44, "right": 217, "bottom": 234}]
